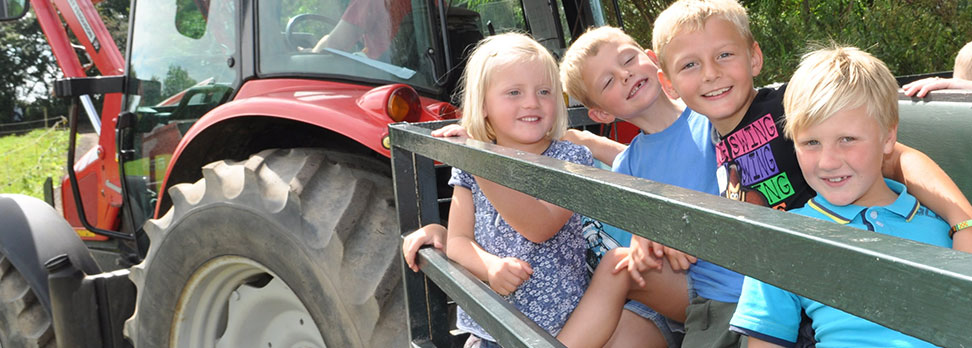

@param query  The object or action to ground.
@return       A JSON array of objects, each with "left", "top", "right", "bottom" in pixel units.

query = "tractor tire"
[
  {"left": 125, "top": 148, "right": 406, "bottom": 348},
  {"left": 0, "top": 252, "right": 55, "bottom": 348}
]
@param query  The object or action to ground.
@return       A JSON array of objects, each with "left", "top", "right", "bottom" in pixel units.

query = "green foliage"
[
  {"left": 747, "top": 0, "right": 972, "bottom": 85},
  {"left": 0, "top": 14, "right": 59, "bottom": 123},
  {"left": 605, "top": 0, "right": 972, "bottom": 85},
  {"left": 176, "top": 0, "right": 206, "bottom": 39},
  {"left": 96, "top": 0, "right": 130, "bottom": 55},
  {"left": 163, "top": 65, "right": 197, "bottom": 98},
  {"left": 601, "top": 0, "right": 669, "bottom": 49},
  {"left": 0, "top": 127, "right": 68, "bottom": 199},
  {"left": 0, "top": 0, "right": 127, "bottom": 129}
]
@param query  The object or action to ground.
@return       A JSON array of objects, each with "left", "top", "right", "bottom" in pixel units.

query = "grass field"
[{"left": 0, "top": 127, "right": 69, "bottom": 199}]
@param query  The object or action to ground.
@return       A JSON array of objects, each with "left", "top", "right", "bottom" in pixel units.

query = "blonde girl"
[{"left": 444, "top": 32, "right": 593, "bottom": 348}]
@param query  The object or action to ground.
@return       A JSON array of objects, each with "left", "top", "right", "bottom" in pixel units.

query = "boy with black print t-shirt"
[{"left": 712, "top": 85, "right": 813, "bottom": 212}]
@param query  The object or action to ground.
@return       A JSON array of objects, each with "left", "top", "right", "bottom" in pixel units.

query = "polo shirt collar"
[{"left": 805, "top": 179, "right": 920, "bottom": 224}]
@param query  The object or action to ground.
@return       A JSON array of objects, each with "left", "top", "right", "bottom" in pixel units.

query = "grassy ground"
[{"left": 0, "top": 127, "right": 69, "bottom": 199}]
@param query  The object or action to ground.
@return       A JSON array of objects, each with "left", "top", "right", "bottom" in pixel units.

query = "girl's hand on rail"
[
  {"left": 431, "top": 124, "right": 470, "bottom": 139},
  {"left": 402, "top": 224, "right": 447, "bottom": 272}
]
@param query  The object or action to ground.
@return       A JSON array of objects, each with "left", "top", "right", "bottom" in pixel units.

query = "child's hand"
[
  {"left": 401, "top": 224, "right": 447, "bottom": 272},
  {"left": 660, "top": 247, "right": 697, "bottom": 272},
  {"left": 561, "top": 129, "right": 585, "bottom": 144},
  {"left": 642, "top": 237, "right": 697, "bottom": 272},
  {"left": 561, "top": 129, "right": 626, "bottom": 166},
  {"left": 486, "top": 257, "right": 533, "bottom": 295},
  {"left": 902, "top": 77, "right": 972, "bottom": 98},
  {"left": 431, "top": 124, "right": 470, "bottom": 138},
  {"left": 613, "top": 237, "right": 664, "bottom": 287}
]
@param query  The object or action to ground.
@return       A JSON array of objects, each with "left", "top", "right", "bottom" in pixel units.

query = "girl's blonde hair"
[{"left": 457, "top": 32, "right": 567, "bottom": 142}]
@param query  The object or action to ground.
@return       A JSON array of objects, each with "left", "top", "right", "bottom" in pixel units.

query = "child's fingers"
[
  {"left": 499, "top": 270, "right": 528, "bottom": 293},
  {"left": 902, "top": 78, "right": 926, "bottom": 94},
  {"left": 499, "top": 275, "right": 518, "bottom": 292},
  {"left": 490, "top": 280, "right": 512, "bottom": 296},
  {"left": 903, "top": 78, "right": 939, "bottom": 97},
  {"left": 916, "top": 85, "right": 932, "bottom": 98},
  {"left": 668, "top": 254, "right": 687, "bottom": 272},
  {"left": 503, "top": 258, "right": 532, "bottom": 280},
  {"left": 902, "top": 85, "right": 917, "bottom": 96},
  {"left": 517, "top": 259, "right": 534, "bottom": 275},
  {"left": 685, "top": 254, "right": 698, "bottom": 264},
  {"left": 644, "top": 255, "right": 663, "bottom": 270},
  {"left": 632, "top": 252, "right": 653, "bottom": 271},
  {"left": 404, "top": 254, "right": 418, "bottom": 272},
  {"left": 489, "top": 270, "right": 516, "bottom": 294},
  {"left": 673, "top": 254, "right": 696, "bottom": 271},
  {"left": 401, "top": 241, "right": 419, "bottom": 272},
  {"left": 668, "top": 248, "right": 696, "bottom": 272},
  {"left": 404, "top": 256, "right": 418, "bottom": 272},
  {"left": 647, "top": 240, "right": 666, "bottom": 258},
  {"left": 663, "top": 249, "right": 681, "bottom": 271},
  {"left": 627, "top": 262, "right": 647, "bottom": 287},
  {"left": 431, "top": 124, "right": 468, "bottom": 137},
  {"left": 430, "top": 126, "right": 451, "bottom": 137},
  {"left": 613, "top": 254, "right": 632, "bottom": 274},
  {"left": 912, "top": 79, "right": 950, "bottom": 98}
]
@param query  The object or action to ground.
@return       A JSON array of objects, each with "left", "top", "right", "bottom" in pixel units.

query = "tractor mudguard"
[{"left": 0, "top": 194, "right": 101, "bottom": 314}]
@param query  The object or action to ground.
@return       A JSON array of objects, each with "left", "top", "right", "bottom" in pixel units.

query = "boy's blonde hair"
[
  {"left": 782, "top": 46, "right": 899, "bottom": 140},
  {"left": 954, "top": 41, "right": 972, "bottom": 80},
  {"left": 559, "top": 26, "right": 642, "bottom": 108},
  {"left": 457, "top": 32, "right": 567, "bottom": 142},
  {"left": 652, "top": 0, "right": 753, "bottom": 73}
]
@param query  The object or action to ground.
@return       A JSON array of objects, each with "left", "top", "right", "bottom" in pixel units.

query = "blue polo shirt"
[{"left": 729, "top": 179, "right": 951, "bottom": 347}]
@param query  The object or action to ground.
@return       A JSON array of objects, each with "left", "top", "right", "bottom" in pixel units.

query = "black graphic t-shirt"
[{"left": 714, "top": 84, "right": 815, "bottom": 211}]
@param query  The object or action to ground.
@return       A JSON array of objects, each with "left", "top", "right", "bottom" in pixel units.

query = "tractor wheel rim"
[{"left": 171, "top": 256, "right": 326, "bottom": 348}]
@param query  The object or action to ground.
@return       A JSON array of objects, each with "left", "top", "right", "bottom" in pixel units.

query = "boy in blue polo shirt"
[{"left": 728, "top": 46, "right": 951, "bottom": 347}]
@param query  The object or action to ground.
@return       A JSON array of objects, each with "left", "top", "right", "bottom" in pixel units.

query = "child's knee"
[{"left": 592, "top": 248, "right": 634, "bottom": 285}]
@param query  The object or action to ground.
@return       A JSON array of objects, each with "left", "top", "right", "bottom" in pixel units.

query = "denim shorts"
[
  {"left": 624, "top": 300, "right": 685, "bottom": 347},
  {"left": 621, "top": 271, "right": 695, "bottom": 347},
  {"left": 464, "top": 335, "right": 503, "bottom": 348}
]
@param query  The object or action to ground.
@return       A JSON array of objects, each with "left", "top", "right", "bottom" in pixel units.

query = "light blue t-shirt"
[
  {"left": 451, "top": 140, "right": 593, "bottom": 341},
  {"left": 584, "top": 108, "right": 743, "bottom": 302},
  {"left": 730, "top": 179, "right": 950, "bottom": 347}
]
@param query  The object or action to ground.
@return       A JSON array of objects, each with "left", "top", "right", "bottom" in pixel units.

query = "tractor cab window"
[
  {"left": 122, "top": 0, "right": 239, "bottom": 227},
  {"left": 457, "top": 0, "right": 526, "bottom": 34},
  {"left": 258, "top": 0, "right": 439, "bottom": 92}
]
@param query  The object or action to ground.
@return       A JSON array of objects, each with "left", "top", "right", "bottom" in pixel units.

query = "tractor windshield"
[{"left": 258, "top": 0, "right": 441, "bottom": 92}]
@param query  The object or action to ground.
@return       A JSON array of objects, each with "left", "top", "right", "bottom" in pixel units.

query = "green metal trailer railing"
[{"left": 391, "top": 90, "right": 972, "bottom": 348}]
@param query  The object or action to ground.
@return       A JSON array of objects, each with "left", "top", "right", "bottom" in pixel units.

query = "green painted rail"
[{"left": 392, "top": 92, "right": 972, "bottom": 347}]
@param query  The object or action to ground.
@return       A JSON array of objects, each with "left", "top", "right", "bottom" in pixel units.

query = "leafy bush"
[{"left": 602, "top": 0, "right": 972, "bottom": 85}]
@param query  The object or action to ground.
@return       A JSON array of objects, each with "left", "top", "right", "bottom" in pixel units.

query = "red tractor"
[{"left": 0, "top": 0, "right": 602, "bottom": 346}]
